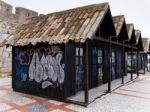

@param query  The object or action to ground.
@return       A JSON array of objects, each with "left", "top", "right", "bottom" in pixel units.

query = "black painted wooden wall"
[{"left": 12, "top": 43, "right": 67, "bottom": 100}]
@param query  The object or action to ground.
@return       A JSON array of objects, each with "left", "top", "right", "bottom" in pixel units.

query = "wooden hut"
[
  {"left": 134, "top": 30, "right": 144, "bottom": 74},
  {"left": 5, "top": 3, "right": 118, "bottom": 105},
  {"left": 126, "top": 24, "right": 137, "bottom": 79},
  {"left": 112, "top": 15, "right": 129, "bottom": 82},
  {"left": 142, "top": 38, "right": 150, "bottom": 71}
]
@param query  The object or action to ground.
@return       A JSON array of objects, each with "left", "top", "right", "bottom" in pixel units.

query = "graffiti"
[
  {"left": 46, "top": 55, "right": 54, "bottom": 79},
  {"left": 29, "top": 51, "right": 65, "bottom": 88},
  {"left": 15, "top": 46, "right": 61, "bottom": 66},
  {"left": 21, "top": 73, "right": 27, "bottom": 81},
  {"left": 15, "top": 50, "right": 31, "bottom": 65},
  {"left": 15, "top": 45, "right": 65, "bottom": 90},
  {"left": 29, "top": 52, "right": 43, "bottom": 83},
  {"left": 41, "top": 55, "right": 49, "bottom": 80},
  {"left": 42, "top": 81, "right": 53, "bottom": 89}
]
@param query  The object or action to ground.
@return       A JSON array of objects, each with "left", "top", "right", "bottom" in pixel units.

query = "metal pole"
[
  {"left": 85, "top": 41, "right": 89, "bottom": 105},
  {"left": 147, "top": 54, "right": 148, "bottom": 72},
  {"left": 108, "top": 37, "right": 112, "bottom": 93},
  {"left": 146, "top": 53, "right": 148, "bottom": 72},
  {"left": 122, "top": 41, "right": 125, "bottom": 84},
  {"left": 144, "top": 53, "right": 146, "bottom": 74},
  {"left": 137, "top": 50, "right": 139, "bottom": 78},
  {"left": 131, "top": 47, "right": 133, "bottom": 80}
]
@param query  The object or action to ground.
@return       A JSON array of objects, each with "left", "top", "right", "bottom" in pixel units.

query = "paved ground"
[
  {"left": 0, "top": 78, "right": 75, "bottom": 112},
  {"left": 0, "top": 72, "right": 150, "bottom": 112},
  {"left": 67, "top": 72, "right": 150, "bottom": 112}
]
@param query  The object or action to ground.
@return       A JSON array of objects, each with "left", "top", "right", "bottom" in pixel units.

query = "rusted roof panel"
[{"left": 5, "top": 3, "right": 110, "bottom": 46}]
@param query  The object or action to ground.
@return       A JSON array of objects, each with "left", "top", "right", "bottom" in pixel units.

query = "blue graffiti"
[{"left": 15, "top": 64, "right": 28, "bottom": 75}]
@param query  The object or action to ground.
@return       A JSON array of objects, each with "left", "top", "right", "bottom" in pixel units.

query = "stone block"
[{"left": 0, "top": 67, "right": 11, "bottom": 73}]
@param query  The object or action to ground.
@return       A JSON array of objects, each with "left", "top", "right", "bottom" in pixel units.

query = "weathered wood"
[
  {"left": 137, "top": 51, "right": 139, "bottom": 78},
  {"left": 64, "top": 41, "right": 75, "bottom": 98},
  {"left": 85, "top": 40, "right": 89, "bottom": 104},
  {"left": 131, "top": 47, "right": 133, "bottom": 80},
  {"left": 12, "top": 47, "right": 15, "bottom": 89},
  {"left": 12, "top": 43, "right": 67, "bottom": 100},
  {"left": 108, "top": 37, "right": 112, "bottom": 92}
]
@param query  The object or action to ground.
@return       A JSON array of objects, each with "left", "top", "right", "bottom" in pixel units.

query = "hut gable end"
[
  {"left": 112, "top": 15, "right": 129, "bottom": 41},
  {"left": 135, "top": 30, "right": 144, "bottom": 51},
  {"left": 95, "top": 8, "right": 116, "bottom": 38},
  {"left": 142, "top": 38, "right": 150, "bottom": 53},
  {"left": 127, "top": 24, "right": 136, "bottom": 44}
]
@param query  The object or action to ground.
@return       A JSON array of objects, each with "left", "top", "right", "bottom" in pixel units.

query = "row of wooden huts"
[{"left": 2, "top": 2, "right": 150, "bottom": 106}]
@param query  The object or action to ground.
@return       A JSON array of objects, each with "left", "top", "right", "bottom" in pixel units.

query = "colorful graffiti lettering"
[{"left": 15, "top": 45, "right": 65, "bottom": 89}]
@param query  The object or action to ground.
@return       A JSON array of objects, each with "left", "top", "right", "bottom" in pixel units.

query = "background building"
[{"left": 0, "top": 0, "right": 38, "bottom": 75}]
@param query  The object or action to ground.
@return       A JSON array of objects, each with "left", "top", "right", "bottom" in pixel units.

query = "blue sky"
[{"left": 4, "top": 0, "right": 150, "bottom": 38}]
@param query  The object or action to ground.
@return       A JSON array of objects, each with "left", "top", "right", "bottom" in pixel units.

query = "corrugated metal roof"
[
  {"left": 5, "top": 3, "right": 109, "bottom": 46},
  {"left": 113, "top": 15, "right": 125, "bottom": 37},
  {"left": 142, "top": 38, "right": 149, "bottom": 52}
]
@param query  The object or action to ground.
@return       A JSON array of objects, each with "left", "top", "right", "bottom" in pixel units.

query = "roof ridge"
[
  {"left": 113, "top": 15, "right": 124, "bottom": 18},
  {"left": 47, "top": 2, "right": 109, "bottom": 16},
  {"left": 127, "top": 23, "right": 134, "bottom": 26}
]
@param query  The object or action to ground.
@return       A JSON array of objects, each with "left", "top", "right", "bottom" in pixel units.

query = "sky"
[{"left": 4, "top": 0, "right": 150, "bottom": 38}]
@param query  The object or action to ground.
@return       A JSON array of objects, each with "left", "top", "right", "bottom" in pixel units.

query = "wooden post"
[
  {"left": 12, "top": 47, "right": 15, "bottom": 89},
  {"left": 144, "top": 53, "right": 146, "bottom": 74},
  {"left": 85, "top": 41, "right": 89, "bottom": 105},
  {"left": 146, "top": 53, "right": 148, "bottom": 72},
  {"left": 122, "top": 41, "right": 125, "bottom": 84},
  {"left": 131, "top": 47, "right": 133, "bottom": 80},
  {"left": 108, "top": 37, "right": 112, "bottom": 93},
  {"left": 137, "top": 51, "right": 139, "bottom": 78}
]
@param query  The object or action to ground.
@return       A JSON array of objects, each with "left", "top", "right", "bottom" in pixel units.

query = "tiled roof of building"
[
  {"left": 5, "top": 3, "right": 110, "bottom": 46},
  {"left": 113, "top": 15, "right": 125, "bottom": 37},
  {"left": 142, "top": 38, "right": 149, "bottom": 52}
]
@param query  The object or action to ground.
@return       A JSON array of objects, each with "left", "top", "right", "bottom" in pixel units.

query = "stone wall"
[
  {"left": 0, "top": 0, "right": 38, "bottom": 75},
  {"left": 15, "top": 7, "right": 38, "bottom": 25}
]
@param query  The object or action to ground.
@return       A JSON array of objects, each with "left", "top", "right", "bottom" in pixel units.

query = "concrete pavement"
[
  {"left": 67, "top": 72, "right": 150, "bottom": 112},
  {"left": 0, "top": 72, "right": 150, "bottom": 112}
]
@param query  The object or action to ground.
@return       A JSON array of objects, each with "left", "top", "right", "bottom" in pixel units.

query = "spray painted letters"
[{"left": 15, "top": 46, "right": 65, "bottom": 89}]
